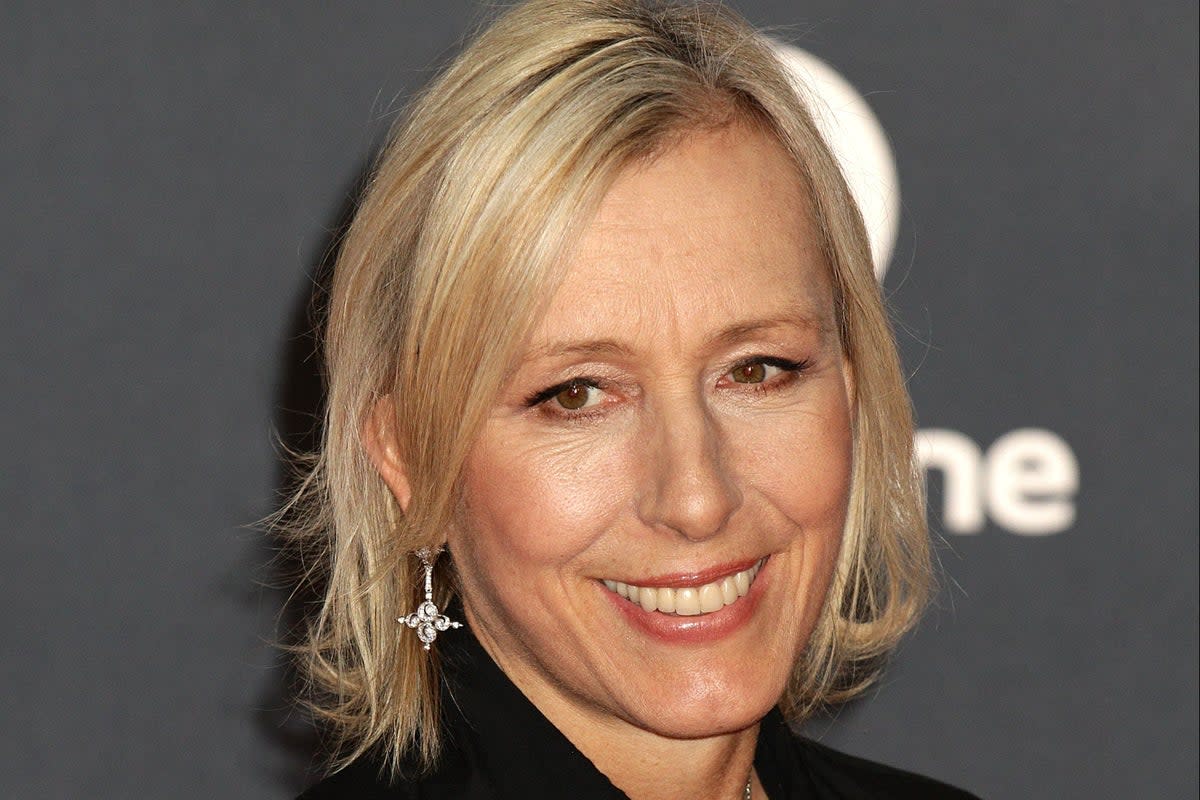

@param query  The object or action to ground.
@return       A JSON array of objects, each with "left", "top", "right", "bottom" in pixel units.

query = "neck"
[
  {"left": 517, "top": 671, "right": 761, "bottom": 800},
  {"left": 584, "top": 722, "right": 760, "bottom": 800},
  {"left": 464, "top": 610, "right": 768, "bottom": 800}
]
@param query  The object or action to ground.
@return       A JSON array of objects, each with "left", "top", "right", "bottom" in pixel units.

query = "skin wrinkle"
[
  {"left": 525, "top": 311, "right": 832, "bottom": 366},
  {"left": 451, "top": 125, "right": 854, "bottom": 800},
  {"left": 321, "top": 5, "right": 928, "bottom": 785},
  {"left": 443, "top": 122, "right": 853, "bottom": 800}
]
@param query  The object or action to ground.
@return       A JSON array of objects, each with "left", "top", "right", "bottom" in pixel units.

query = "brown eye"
[
  {"left": 555, "top": 382, "right": 594, "bottom": 410},
  {"left": 731, "top": 362, "right": 768, "bottom": 383}
]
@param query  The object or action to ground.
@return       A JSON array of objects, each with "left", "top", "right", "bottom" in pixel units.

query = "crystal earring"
[{"left": 399, "top": 547, "right": 461, "bottom": 651}]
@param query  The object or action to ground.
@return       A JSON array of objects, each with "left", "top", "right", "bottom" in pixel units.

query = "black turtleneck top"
[{"left": 298, "top": 624, "right": 979, "bottom": 799}]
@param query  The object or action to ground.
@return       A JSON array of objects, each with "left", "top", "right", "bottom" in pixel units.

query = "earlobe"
[
  {"left": 363, "top": 395, "right": 413, "bottom": 512},
  {"left": 841, "top": 354, "right": 856, "bottom": 411}
]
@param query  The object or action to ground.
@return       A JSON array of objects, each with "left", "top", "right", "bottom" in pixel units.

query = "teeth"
[
  {"left": 656, "top": 587, "right": 676, "bottom": 613},
  {"left": 602, "top": 559, "right": 765, "bottom": 616},
  {"left": 698, "top": 583, "right": 724, "bottom": 613},
  {"left": 676, "top": 587, "right": 701, "bottom": 616},
  {"left": 720, "top": 576, "right": 738, "bottom": 606},
  {"left": 639, "top": 587, "right": 658, "bottom": 612}
]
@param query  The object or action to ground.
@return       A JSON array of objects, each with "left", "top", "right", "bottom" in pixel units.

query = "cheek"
[
  {"left": 452, "top": 424, "right": 636, "bottom": 577},
  {"left": 744, "top": 398, "right": 854, "bottom": 533}
]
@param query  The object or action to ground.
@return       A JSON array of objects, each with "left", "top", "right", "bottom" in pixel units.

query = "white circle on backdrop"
[{"left": 771, "top": 43, "right": 901, "bottom": 282}]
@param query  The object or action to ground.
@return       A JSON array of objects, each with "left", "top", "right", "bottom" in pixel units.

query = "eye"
[
  {"left": 730, "top": 362, "right": 776, "bottom": 384},
  {"left": 724, "top": 356, "right": 810, "bottom": 388},
  {"left": 525, "top": 378, "right": 606, "bottom": 413},
  {"left": 553, "top": 381, "right": 601, "bottom": 410}
]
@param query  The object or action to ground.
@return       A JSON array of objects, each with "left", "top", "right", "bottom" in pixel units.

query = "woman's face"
[{"left": 449, "top": 122, "right": 853, "bottom": 742}]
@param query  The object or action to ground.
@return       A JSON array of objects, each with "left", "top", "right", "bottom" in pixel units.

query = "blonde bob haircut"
[{"left": 283, "top": 0, "right": 930, "bottom": 777}]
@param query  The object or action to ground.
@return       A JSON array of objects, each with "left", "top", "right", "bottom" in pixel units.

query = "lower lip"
[{"left": 601, "top": 559, "right": 769, "bottom": 645}]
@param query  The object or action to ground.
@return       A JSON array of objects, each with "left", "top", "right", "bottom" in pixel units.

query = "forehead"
[{"left": 532, "top": 123, "right": 834, "bottom": 347}]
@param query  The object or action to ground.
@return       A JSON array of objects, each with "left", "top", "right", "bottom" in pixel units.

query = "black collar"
[
  {"left": 436, "top": 622, "right": 626, "bottom": 798},
  {"left": 433, "top": 621, "right": 818, "bottom": 799},
  {"left": 303, "top": 621, "right": 973, "bottom": 799}
]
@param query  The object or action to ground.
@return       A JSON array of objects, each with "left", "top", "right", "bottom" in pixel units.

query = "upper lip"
[{"left": 604, "top": 557, "right": 764, "bottom": 589}]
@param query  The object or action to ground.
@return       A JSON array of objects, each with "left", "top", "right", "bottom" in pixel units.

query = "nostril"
[
  {"left": 636, "top": 401, "right": 742, "bottom": 539},
  {"left": 641, "top": 468, "right": 742, "bottom": 541}
]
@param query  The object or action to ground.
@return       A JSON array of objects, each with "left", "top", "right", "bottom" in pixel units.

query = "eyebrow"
[
  {"left": 707, "top": 312, "right": 828, "bottom": 348},
  {"left": 530, "top": 338, "right": 634, "bottom": 361},
  {"left": 524, "top": 311, "right": 830, "bottom": 364}
]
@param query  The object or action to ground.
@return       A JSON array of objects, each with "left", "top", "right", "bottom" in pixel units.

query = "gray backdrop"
[{"left": 3, "top": 3, "right": 1196, "bottom": 798}]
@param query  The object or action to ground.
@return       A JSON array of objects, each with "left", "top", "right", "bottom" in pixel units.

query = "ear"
[
  {"left": 841, "top": 351, "right": 856, "bottom": 412},
  {"left": 840, "top": 347, "right": 859, "bottom": 412},
  {"left": 363, "top": 395, "right": 412, "bottom": 512}
]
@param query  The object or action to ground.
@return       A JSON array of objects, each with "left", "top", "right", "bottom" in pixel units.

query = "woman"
[{"left": 288, "top": 1, "right": 977, "bottom": 797}]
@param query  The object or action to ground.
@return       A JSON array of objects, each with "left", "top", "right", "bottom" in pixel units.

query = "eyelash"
[
  {"left": 524, "top": 377, "right": 605, "bottom": 409},
  {"left": 725, "top": 356, "right": 811, "bottom": 388},
  {"left": 523, "top": 356, "right": 812, "bottom": 415}
]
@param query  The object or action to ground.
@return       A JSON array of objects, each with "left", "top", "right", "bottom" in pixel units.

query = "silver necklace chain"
[{"left": 743, "top": 774, "right": 753, "bottom": 800}]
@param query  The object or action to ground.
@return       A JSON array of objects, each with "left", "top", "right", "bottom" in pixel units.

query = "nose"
[{"left": 636, "top": 394, "right": 742, "bottom": 541}]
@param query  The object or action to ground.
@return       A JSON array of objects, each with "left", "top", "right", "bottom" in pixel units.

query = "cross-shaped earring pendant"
[{"left": 399, "top": 548, "right": 462, "bottom": 651}]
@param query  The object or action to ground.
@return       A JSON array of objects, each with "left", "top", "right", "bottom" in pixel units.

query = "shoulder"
[
  {"left": 794, "top": 736, "right": 981, "bottom": 800},
  {"left": 296, "top": 748, "right": 487, "bottom": 800},
  {"left": 296, "top": 758, "right": 413, "bottom": 800}
]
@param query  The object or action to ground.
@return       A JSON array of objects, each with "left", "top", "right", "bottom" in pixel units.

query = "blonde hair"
[{"left": 281, "top": 0, "right": 930, "bottom": 777}]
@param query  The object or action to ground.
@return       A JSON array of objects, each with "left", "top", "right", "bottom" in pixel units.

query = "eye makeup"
[
  {"left": 521, "top": 354, "right": 814, "bottom": 418},
  {"left": 523, "top": 377, "right": 605, "bottom": 409},
  {"left": 726, "top": 355, "right": 810, "bottom": 382}
]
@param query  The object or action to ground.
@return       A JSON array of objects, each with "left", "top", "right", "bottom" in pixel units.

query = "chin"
[
  {"left": 620, "top": 674, "right": 783, "bottom": 740},
  {"left": 583, "top": 553, "right": 814, "bottom": 740}
]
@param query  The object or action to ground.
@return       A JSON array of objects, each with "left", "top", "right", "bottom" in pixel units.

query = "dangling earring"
[{"left": 399, "top": 547, "right": 462, "bottom": 651}]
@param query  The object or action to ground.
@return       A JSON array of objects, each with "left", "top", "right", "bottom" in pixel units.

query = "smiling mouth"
[{"left": 602, "top": 558, "right": 766, "bottom": 616}]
